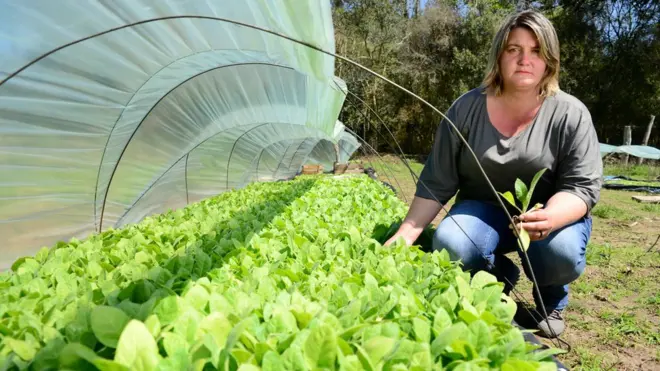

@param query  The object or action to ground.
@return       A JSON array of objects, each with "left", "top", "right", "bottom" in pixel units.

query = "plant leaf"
[
  {"left": 3, "top": 338, "right": 36, "bottom": 361},
  {"left": 524, "top": 168, "right": 547, "bottom": 211},
  {"left": 530, "top": 347, "right": 567, "bottom": 362},
  {"left": 363, "top": 336, "right": 396, "bottom": 365},
  {"left": 412, "top": 317, "right": 431, "bottom": 343},
  {"left": 262, "top": 351, "right": 285, "bottom": 371},
  {"left": 91, "top": 306, "right": 131, "bottom": 348},
  {"left": 60, "top": 343, "right": 129, "bottom": 371},
  {"left": 304, "top": 325, "right": 337, "bottom": 368},
  {"left": 114, "top": 320, "right": 161, "bottom": 370},
  {"left": 468, "top": 320, "right": 492, "bottom": 354},
  {"left": 144, "top": 315, "right": 161, "bottom": 339},
  {"left": 517, "top": 228, "right": 531, "bottom": 253},
  {"left": 515, "top": 179, "right": 529, "bottom": 210},
  {"left": 433, "top": 307, "right": 452, "bottom": 336},
  {"left": 498, "top": 191, "right": 521, "bottom": 212},
  {"left": 470, "top": 271, "right": 497, "bottom": 289}
]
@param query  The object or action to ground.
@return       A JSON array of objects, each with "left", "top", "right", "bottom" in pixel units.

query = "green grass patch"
[
  {"left": 572, "top": 279, "right": 597, "bottom": 295},
  {"left": 591, "top": 204, "right": 626, "bottom": 219},
  {"left": 572, "top": 346, "right": 617, "bottom": 370},
  {"left": 598, "top": 311, "right": 659, "bottom": 346},
  {"left": 604, "top": 164, "right": 660, "bottom": 179},
  {"left": 644, "top": 293, "right": 660, "bottom": 306},
  {"left": 586, "top": 243, "right": 614, "bottom": 266},
  {"left": 641, "top": 203, "right": 660, "bottom": 213}
]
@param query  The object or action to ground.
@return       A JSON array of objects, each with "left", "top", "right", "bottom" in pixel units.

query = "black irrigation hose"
[
  {"left": 0, "top": 14, "right": 564, "bottom": 350},
  {"left": 646, "top": 234, "right": 660, "bottom": 253}
]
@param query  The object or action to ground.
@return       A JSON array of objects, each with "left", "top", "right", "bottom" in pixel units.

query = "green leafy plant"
[
  {"left": 0, "top": 175, "right": 561, "bottom": 370},
  {"left": 498, "top": 168, "right": 547, "bottom": 252}
]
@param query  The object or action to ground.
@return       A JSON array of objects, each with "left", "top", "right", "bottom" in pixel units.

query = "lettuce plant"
[{"left": 498, "top": 169, "right": 547, "bottom": 252}]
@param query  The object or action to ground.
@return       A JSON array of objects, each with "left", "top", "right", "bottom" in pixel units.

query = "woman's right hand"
[
  {"left": 384, "top": 196, "right": 442, "bottom": 247},
  {"left": 384, "top": 231, "right": 415, "bottom": 247}
]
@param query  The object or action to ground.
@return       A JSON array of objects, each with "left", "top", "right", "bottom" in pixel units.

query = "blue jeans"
[{"left": 433, "top": 199, "right": 591, "bottom": 311}]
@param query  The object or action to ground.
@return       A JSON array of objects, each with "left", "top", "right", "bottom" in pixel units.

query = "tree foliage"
[{"left": 331, "top": 0, "right": 660, "bottom": 155}]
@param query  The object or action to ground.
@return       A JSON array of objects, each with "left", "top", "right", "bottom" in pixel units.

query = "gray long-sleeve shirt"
[{"left": 416, "top": 88, "right": 603, "bottom": 214}]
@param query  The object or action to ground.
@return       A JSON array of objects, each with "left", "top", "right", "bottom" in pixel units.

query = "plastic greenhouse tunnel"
[
  {"left": 599, "top": 143, "right": 660, "bottom": 160},
  {"left": 0, "top": 1, "right": 568, "bottom": 370},
  {"left": 0, "top": 1, "right": 360, "bottom": 269}
]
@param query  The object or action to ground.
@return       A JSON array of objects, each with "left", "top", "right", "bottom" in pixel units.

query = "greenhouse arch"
[{"left": 0, "top": 1, "right": 358, "bottom": 268}]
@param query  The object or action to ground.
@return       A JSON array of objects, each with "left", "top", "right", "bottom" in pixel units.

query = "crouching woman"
[{"left": 385, "top": 9, "right": 603, "bottom": 338}]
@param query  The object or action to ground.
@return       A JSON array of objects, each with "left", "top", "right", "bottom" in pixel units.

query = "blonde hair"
[{"left": 482, "top": 10, "right": 560, "bottom": 97}]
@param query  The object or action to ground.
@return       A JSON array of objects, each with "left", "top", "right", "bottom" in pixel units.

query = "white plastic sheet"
[
  {"left": 600, "top": 143, "right": 660, "bottom": 160},
  {"left": 0, "top": 0, "right": 360, "bottom": 269}
]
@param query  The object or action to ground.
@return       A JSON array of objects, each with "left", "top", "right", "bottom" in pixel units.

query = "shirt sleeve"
[
  {"left": 415, "top": 103, "right": 462, "bottom": 205},
  {"left": 555, "top": 106, "right": 603, "bottom": 212}
]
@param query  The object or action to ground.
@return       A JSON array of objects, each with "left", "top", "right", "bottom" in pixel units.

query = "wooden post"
[
  {"left": 637, "top": 115, "right": 655, "bottom": 165},
  {"left": 623, "top": 125, "right": 632, "bottom": 166}
]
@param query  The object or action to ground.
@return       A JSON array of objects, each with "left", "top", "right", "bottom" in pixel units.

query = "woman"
[{"left": 385, "top": 9, "right": 602, "bottom": 338}]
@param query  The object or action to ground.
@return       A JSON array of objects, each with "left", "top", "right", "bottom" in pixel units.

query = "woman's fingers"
[
  {"left": 509, "top": 220, "right": 548, "bottom": 231},
  {"left": 520, "top": 221, "right": 549, "bottom": 232},
  {"left": 510, "top": 220, "right": 551, "bottom": 241},
  {"left": 518, "top": 209, "right": 547, "bottom": 222}
]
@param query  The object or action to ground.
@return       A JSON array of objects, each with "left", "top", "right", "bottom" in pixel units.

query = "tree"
[{"left": 331, "top": 0, "right": 660, "bottom": 153}]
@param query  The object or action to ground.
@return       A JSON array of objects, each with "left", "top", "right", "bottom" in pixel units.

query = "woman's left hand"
[{"left": 514, "top": 209, "right": 554, "bottom": 241}]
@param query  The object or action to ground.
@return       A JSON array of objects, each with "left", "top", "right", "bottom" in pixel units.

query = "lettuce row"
[{"left": 0, "top": 176, "right": 560, "bottom": 370}]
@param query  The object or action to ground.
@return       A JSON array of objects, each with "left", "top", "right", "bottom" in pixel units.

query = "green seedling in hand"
[{"left": 498, "top": 168, "right": 547, "bottom": 252}]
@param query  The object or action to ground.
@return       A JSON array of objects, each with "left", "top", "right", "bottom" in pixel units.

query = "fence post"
[
  {"left": 623, "top": 125, "right": 632, "bottom": 166},
  {"left": 637, "top": 115, "right": 655, "bottom": 165}
]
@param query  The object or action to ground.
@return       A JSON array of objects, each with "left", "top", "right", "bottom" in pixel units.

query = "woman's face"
[{"left": 499, "top": 27, "right": 547, "bottom": 93}]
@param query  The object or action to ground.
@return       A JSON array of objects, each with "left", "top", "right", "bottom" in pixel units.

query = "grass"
[
  {"left": 591, "top": 204, "right": 625, "bottom": 219},
  {"left": 355, "top": 154, "right": 660, "bottom": 371},
  {"left": 604, "top": 163, "right": 660, "bottom": 179},
  {"left": 641, "top": 203, "right": 660, "bottom": 213}
]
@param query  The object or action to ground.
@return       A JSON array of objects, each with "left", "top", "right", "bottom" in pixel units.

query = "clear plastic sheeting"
[
  {"left": 599, "top": 143, "right": 619, "bottom": 157},
  {"left": 306, "top": 139, "right": 339, "bottom": 172},
  {"left": 0, "top": 0, "right": 360, "bottom": 269},
  {"left": 339, "top": 131, "right": 361, "bottom": 163},
  {"left": 600, "top": 144, "right": 660, "bottom": 160}
]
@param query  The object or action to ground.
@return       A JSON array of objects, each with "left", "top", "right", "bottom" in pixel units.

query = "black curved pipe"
[
  {"left": 97, "top": 62, "right": 293, "bottom": 231},
  {"left": 224, "top": 122, "right": 277, "bottom": 190},
  {"left": 255, "top": 139, "right": 297, "bottom": 180},
  {"left": 114, "top": 122, "right": 281, "bottom": 227},
  {"left": 93, "top": 49, "right": 225, "bottom": 230},
  {"left": 271, "top": 142, "right": 294, "bottom": 178}
]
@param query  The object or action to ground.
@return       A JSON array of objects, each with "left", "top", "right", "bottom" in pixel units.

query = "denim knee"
[
  {"left": 432, "top": 219, "right": 492, "bottom": 272},
  {"left": 525, "top": 218, "right": 590, "bottom": 287}
]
